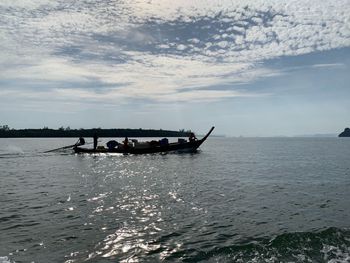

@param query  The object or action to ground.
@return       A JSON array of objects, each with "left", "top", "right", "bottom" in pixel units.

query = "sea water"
[{"left": 0, "top": 137, "right": 350, "bottom": 262}]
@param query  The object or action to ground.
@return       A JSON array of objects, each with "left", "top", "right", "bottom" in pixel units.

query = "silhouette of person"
[
  {"left": 124, "top": 136, "right": 129, "bottom": 150},
  {"left": 78, "top": 137, "right": 85, "bottom": 146},
  {"left": 189, "top": 132, "right": 197, "bottom": 142},
  {"left": 93, "top": 132, "right": 98, "bottom": 150}
]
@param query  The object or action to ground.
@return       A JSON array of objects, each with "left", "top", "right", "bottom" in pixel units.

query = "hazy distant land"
[{"left": 338, "top": 128, "right": 350, "bottom": 137}]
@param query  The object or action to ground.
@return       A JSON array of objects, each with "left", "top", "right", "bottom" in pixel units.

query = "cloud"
[
  {"left": 311, "top": 63, "right": 345, "bottom": 68},
  {"left": 0, "top": 0, "right": 349, "bottom": 106}
]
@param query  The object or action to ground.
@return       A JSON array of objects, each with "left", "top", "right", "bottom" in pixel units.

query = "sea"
[{"left": 0, "top": 137, "right": 349, "bottom": 263}]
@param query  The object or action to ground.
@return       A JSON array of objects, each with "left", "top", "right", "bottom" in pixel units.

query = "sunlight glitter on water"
[
  {"left": 87, "top": 192, "right": 111, "bottom": 202},
  {"left": 81, "top": 183, "right": 168, "bottom": 262},
  {"left": 159, "top": 243, "right": 183, "bottom": 261},
  {"left": 88, "top": 224, "right": 164, "bottom": 262}
]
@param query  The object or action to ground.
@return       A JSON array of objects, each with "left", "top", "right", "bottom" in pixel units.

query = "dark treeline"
[{"left": 0, "top": 126, "right": 191, "bottom": 138}]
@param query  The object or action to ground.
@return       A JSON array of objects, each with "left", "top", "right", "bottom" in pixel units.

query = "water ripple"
[{"left": 1, "top": 138, "right": 350, "bottom": 262}]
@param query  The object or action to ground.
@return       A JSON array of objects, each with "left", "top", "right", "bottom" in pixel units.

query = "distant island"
[
  {"left": 338, "top": 128, "right": 350, "bottom": 137},
  {"left": 0, "top": 125, "right": 191, "bottom": 138}
]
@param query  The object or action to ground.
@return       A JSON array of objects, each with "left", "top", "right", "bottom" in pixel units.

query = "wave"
[
  {"left": 169, "top": 227, "right": 350, "bottom": 262},
  {"left": 0, "top": 257, "right": 13, "bottom": 263}
]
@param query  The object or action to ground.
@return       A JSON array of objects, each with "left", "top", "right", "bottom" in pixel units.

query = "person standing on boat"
[
  {"left": 93, "top": 132, "right": 98, "bottom": 150},
  {"left": 124, "top": 136, "right": 129, "bottom": 150}
]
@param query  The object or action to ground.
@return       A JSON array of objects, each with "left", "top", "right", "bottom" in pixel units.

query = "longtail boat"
[{"left": 73, "top": 126, "right": 215, "bottom": 154}]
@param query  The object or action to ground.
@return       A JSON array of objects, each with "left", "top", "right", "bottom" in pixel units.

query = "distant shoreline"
[{"left": 0, "top": 128, "right": 190, "bottom": 138}]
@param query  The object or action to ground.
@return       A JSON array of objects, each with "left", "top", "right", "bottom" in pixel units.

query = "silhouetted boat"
[{"left": 73, "top": 126, "right": 215, "bottom": 154}]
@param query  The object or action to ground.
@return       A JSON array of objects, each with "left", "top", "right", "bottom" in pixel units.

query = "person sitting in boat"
[
  {"left": 93, "top": 132, "right": 98, "bottom": 150},
  {"left": 78, "top": 137, "right": 85, "bottom": 146},
  {"left": 189, "top": 132, "right": 197, "bottom": 142}
]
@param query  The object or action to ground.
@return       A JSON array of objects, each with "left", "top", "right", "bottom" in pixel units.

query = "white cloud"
[
  {"left": 176, "top": 44, "right": 187, "bottom": 51},
  {"left": 311, "top": 63, "right": 345, "bottom": 68},
  {"left": 0, "top": 0, "right": 54, "bottom": 9},
  {"left": 0, "top": 0, "right": 349, "bottom": 106}
]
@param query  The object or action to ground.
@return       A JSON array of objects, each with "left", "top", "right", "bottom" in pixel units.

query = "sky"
[{"left": 0, "top": 0, "right": 349, "bottom": 136}]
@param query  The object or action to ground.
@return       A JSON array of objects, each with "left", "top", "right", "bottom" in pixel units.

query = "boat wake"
[
  {"left": 0, "top": 145, "right": 25, "bottom": 159},
  {"left": 0, "top": 153, "right": 25, "bottom": 159}
]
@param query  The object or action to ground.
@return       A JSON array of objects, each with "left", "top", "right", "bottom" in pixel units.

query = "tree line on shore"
[{"left": 0, "top": 125, "right": 191, "bottom": 138}]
